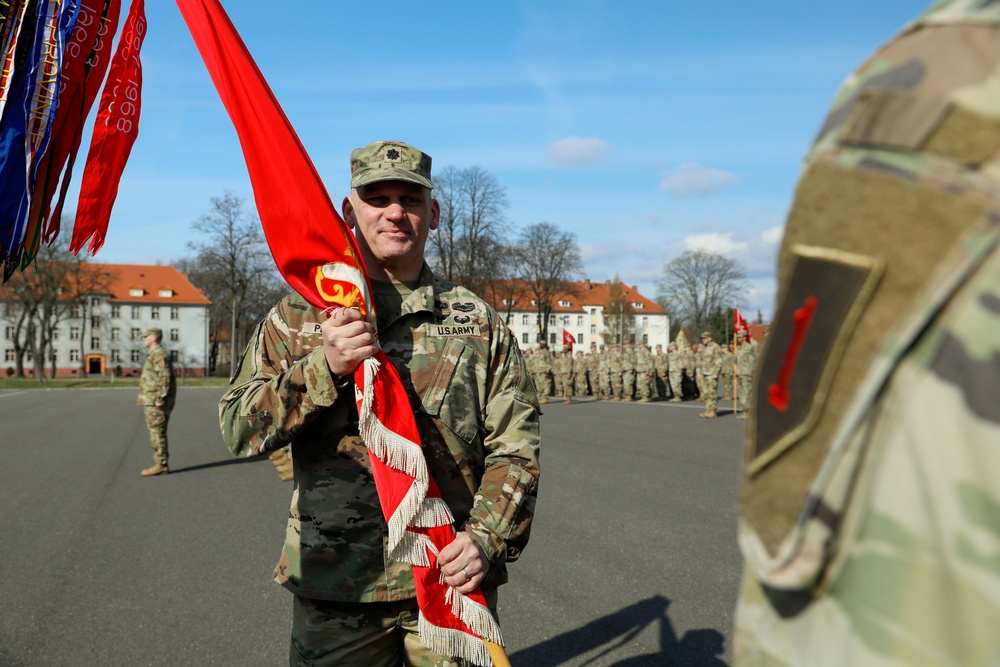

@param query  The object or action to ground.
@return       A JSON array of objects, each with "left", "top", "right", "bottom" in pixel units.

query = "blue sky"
[{"left": 82, "top": 0, "right": 929, "bottom": 318}]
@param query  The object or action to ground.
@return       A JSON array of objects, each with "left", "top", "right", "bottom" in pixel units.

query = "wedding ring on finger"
[{"left": 462, "top": 568, "right": 471, "bottom": 583}]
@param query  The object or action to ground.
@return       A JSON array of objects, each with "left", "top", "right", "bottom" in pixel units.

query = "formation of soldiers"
[{"left": 523, "top": 332, "right": 759, "bottom": 419}]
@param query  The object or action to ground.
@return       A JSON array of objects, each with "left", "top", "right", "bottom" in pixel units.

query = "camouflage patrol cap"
[
  {"left": 350, "top": 140, "right": 433, "bottom": 190},
  {"left": 700, "top": 331, "right": 712, "bottom": 338},
  {"left": 143, "top": 327, "right": 162, "bottom": 338}
]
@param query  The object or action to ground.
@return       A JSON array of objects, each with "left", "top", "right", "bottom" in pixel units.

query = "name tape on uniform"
[{"left": 431, "top": 324, "right": 481, "bottom": 337}]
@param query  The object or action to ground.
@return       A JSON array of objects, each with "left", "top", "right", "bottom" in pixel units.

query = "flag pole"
[{"left": 486, "top": 641, "right": 512, "bottom": 667}]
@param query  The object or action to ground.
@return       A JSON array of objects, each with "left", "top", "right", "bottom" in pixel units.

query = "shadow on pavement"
[
  {"left": 508, "top": 595, "right": 728, "bottom": 666},
  {"left": 169, "top": 456, "right": 267, "bottom": 475}
]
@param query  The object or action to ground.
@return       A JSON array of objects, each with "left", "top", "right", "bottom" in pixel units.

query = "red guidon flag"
[
  {"left": 734, "top": 308, "right": 752, "bottom": 341},
  {"left": 562, "top": 329, "right": 575, "bottom": 349},
  {"left": 175, "top": 1, "right": 504, "bottom": 665}
]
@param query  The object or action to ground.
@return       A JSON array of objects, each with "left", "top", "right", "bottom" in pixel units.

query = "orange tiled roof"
[
  {"left": 88, "top": 264, "right": 211, "bottom": 305},
  {"left": 488, "top": 279, "right": 667, "bottom": 314}
]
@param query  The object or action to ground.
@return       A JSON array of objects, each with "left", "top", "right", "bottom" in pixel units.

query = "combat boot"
[
  {"left": 698, "top": 409, "right": 717, "bottom": 419},
  {"left": 540, "top": 396, "right": 549, "bottom": 404},
  {"left": 735, "top": 412, "right": 749, "bottom": 420},
  {"left": 623, "top": 396, "right": 633, "bottom": 402},
  {"left": 563, "top": 397, "right": 573, "bottom": 405},
  {"left": 140, "top": 462, "right": 169, "bottom": 477},
  {"left": 669, "top": 397, "right": 682, "bottom": 403},
  {"left": 638, "top": 397, "right": 651, "bottom": 403}
]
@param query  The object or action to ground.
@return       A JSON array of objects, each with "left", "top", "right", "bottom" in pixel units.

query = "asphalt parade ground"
[{"left": 0, "top": 387, "right": 745, "bottom": 666}]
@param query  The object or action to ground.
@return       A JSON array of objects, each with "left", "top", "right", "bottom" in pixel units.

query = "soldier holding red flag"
[{"left": 220, "top": 141, "right": 541, "bottom": 665}]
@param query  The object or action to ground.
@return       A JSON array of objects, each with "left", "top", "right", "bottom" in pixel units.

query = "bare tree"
[
  {"left": 1, "top": 235, "right": 114, "bottom": 379},
  {"left": 427, "top": 166, "right": 510, "bottom": 294},
  {"left": 512, "top": 222, "right": 583, "bottom": 344},
  {"left": 602, "top": 274, "right": 636, "bottom": 346},
  {"left": 656, "top": 250, "right": 749, "bottom": 340},
  {"left": 183, "top": 192, "right": 281, "bottom": 374}
]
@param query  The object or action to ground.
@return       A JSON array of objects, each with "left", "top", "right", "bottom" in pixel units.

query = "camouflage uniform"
[
  {"left": 137, "top": 336, "right": 175, "bottom": 468},
  {"left": 573, "top": 351, "right": 588, "bottom": 398},
  {"left": 620, "top": 344, "right": 635, "bottom": 401},
  {"left": 597, "top": 345, "right": 611, "bottom": 399},
  {"left": 220, "top": 265, "right": 541, "bottom": 646},
  {"left": 667, "top": 344, "right": 684, "bottom": 401},
  {"left": 696, "top": 336, "right": 722, "bottom": 417},
  {"left": 735, "top": 339, "right": 757, "bottom": 419},
  {"left": 633, "top": 343, "right": 655, "bottom": 402},
  {"left": 736, "top": 3, "right": 1000, "bottom": 664},
  {"left": 608, "top": 346, "right": 624, "bottom": 400},
  {"left": 718, "top": 345, "right": 734, "bottom": 400},
  {"left": 652, "top": 345, "right": 669, "bottom": 400},
  {"left": 533, "top": 344, "right": 554, "bottom": 403},
  {"left": 556, "top": 349, "right": 574, "bottom": 400},
  {"left": 586, "top": 346, "right": 600, "bottom": 399}
]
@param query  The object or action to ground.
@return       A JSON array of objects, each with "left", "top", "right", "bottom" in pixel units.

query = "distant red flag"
[
  {"left": 175, "top": 1, "right": 504, "bottom": 664},
  {"left": 734, "top": 308, "right": 751, "bottom": 341},
  {"left": 71, "top": 0, "right": 145, "bottom": 255},
  {"left": 563, "top": 329, "right": 575, "bottom": 349}
]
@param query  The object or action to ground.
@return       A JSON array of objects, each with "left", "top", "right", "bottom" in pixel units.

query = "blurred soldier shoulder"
[{"left": 735, "top": 3, "right": 1000, "bottom": 665}]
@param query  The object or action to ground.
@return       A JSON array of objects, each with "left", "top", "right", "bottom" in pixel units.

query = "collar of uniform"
[{"left": 396, "top": 262, "right": 440, "bottom": 318}]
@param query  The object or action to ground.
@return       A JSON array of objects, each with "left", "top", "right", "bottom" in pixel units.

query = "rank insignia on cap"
[{"left": 385, "top": 148, "right": 401, "bottom": 162}]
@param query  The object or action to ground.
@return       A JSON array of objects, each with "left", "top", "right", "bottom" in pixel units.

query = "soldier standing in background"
[
  {"left": 719, "top": 342, "right": 735, "bottom": 401},
  {"left": 574, "top": 350, "right": 588, "bottom": 399},
  {"left": 634, "top": 342, "right": 655, "bottom": 402},
  {"left": 137, "top": 327, "right": 176, "bottom": 477},
  {"left": 668, "top": 343, "right": 684, "bottom": 402},
  {"left": 556, "top": 347, "right": 573, "bottom": 403},
  {"left": 621, "top": 342, "right": 636, "bottom": 402},
  {"left": 609, "top": 344, "right": 624, "bottom": 400},
  {"left": 653, "top": 344, "right": 669, "bottom": 400},
  {"left": 682, "top": 343, "right": 698, "bottom": 401},
  {"left": 734, "top": 335, "right": 756, "bottom": 421},
  {"left": 587, "top": 343, "right": 601, "bottom": 399},
  {"left": 534, "top": 342, "right": 553, "bottom": 404},
  {"left": 598, "top": 344, "right": 611, "bottom": 400},
  {"left": 735, "top": 4, "right": 1000, "bottom": 664},
  {"left": 696, "top": 333, "right": 722, "bottom": 419}
]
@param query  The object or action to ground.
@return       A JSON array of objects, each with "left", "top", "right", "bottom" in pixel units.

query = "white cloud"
[
  {"left": 683, "top": 232, "right": 747, "bottom": 255},
  {"left": 761, "top": 225, "right": 784, "bottom": 246},
  {"left": 546, "top": 136, "right": 612, "bottom": 165},
  {"left": 659, "top": 162, "right": 740, "bottom": 198}
]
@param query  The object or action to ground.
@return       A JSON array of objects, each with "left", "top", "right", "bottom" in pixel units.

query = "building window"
[
  {"left": 170, "top": 307, "right": 179, "bottom": 320},
  {"left": 522, "top": 333, "right": 528, "bottom": 344},
  {"left": 590, "top": 308, "right": 597, "bottom": 315},
  {"left": 70, "top": 326, "right": 81, "bottom": 340},
  {"left": 578, "top": 333, "right": 584, "bottom": 345},
  {"left": 111, "top": 349, "right": 121, "bottom": 363},
  {"left": 151, "top": 307, "right": 160, "bottom": 320},
  {"left": 111, "top": 305, "right": 121, "bottom": 318},
  {"left": 51, "top": 329, "right": 59, "bottom": 340},
  {"left": 91, "top": 315, "right": 101, "bottom": 328},
  {"left": 131, "top": 328, "right": 140, "bottom": 340},
  {"left": 559, "top": 300, "right": 571, "bottom": 307},
  {"left": 530, "top": 300, "right": 538, "bottom": 307},
  {"left": 549, "top": 332, "right": 556, "bottom": 345},
  {"left": 4, "top": 349, "right": 14, "bottom": 362},
  {"left": 129, "top": 288, "right": 143, "bottom": 297},
  {"left": 642, "top": 334, "right": 649, "bottom": 344},
  {"left": 90, "top": 297, "right": 101, "bottom": 307},
  {"left": 130, "top": 350, "right": 141, "bottom": 363},
  {"left": 642, "top": 316, "right": 648, "bottom": 327},
  {"left": 159, "top": 289, "right": 174, "bottom": 298},
  {"left": 577, "top": 315, "right": 583, "bottom": 326},
  {"left": 70, "top": 349, "right": 80, "bottom": 362},
  {"left": 90, "top": 337, "right": 100, "bottom": 351},
  {"left": 632, "top": 302, "right": 644, "bottom": 309},
  {"left": 591, "top": 324, "right": 596, "bottom": 334},
  {"left": 70, "top": 305, "right": 81, "bottom": 318},
  {"left": 131, "top": 306, "right": 140, "bottom": 319},
  {"left": 3, "top": 326, "right": 12, "bottom": 340},
  {"left": 561, "top": 316, "right": 569, "bottom": 326},
  {"left": 502, "top": 299, "right": 513, "bottom": 307},
  {"left": 521, "top": 314, "right": 529, "bottom": 326},
  {"left": 170, "top": 329, "right": 180, "bottom": 342},
  {"left": 111, "top": 327, "right": 121, "bottom": 341},
  {"left": 170, "top": 350, "right": 179, "bottom": 362},
  {"left": 549, "top": 315, "right": 555, "bottom": 326}
]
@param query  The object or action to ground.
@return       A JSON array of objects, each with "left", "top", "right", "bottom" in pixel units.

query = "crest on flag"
[{"left": 562, "top": 328, "right": 575, "bottom": 349}]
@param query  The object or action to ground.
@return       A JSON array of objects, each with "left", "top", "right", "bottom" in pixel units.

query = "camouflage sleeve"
[
  {"left": 219, "top": 298, "right": 343, "bottom": 458},
  {"left": 150, "top": 351, "right": 172, "bottom": 402},
  {"left": 464, "top": 314, "right": 541, "bottom": 567}
]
